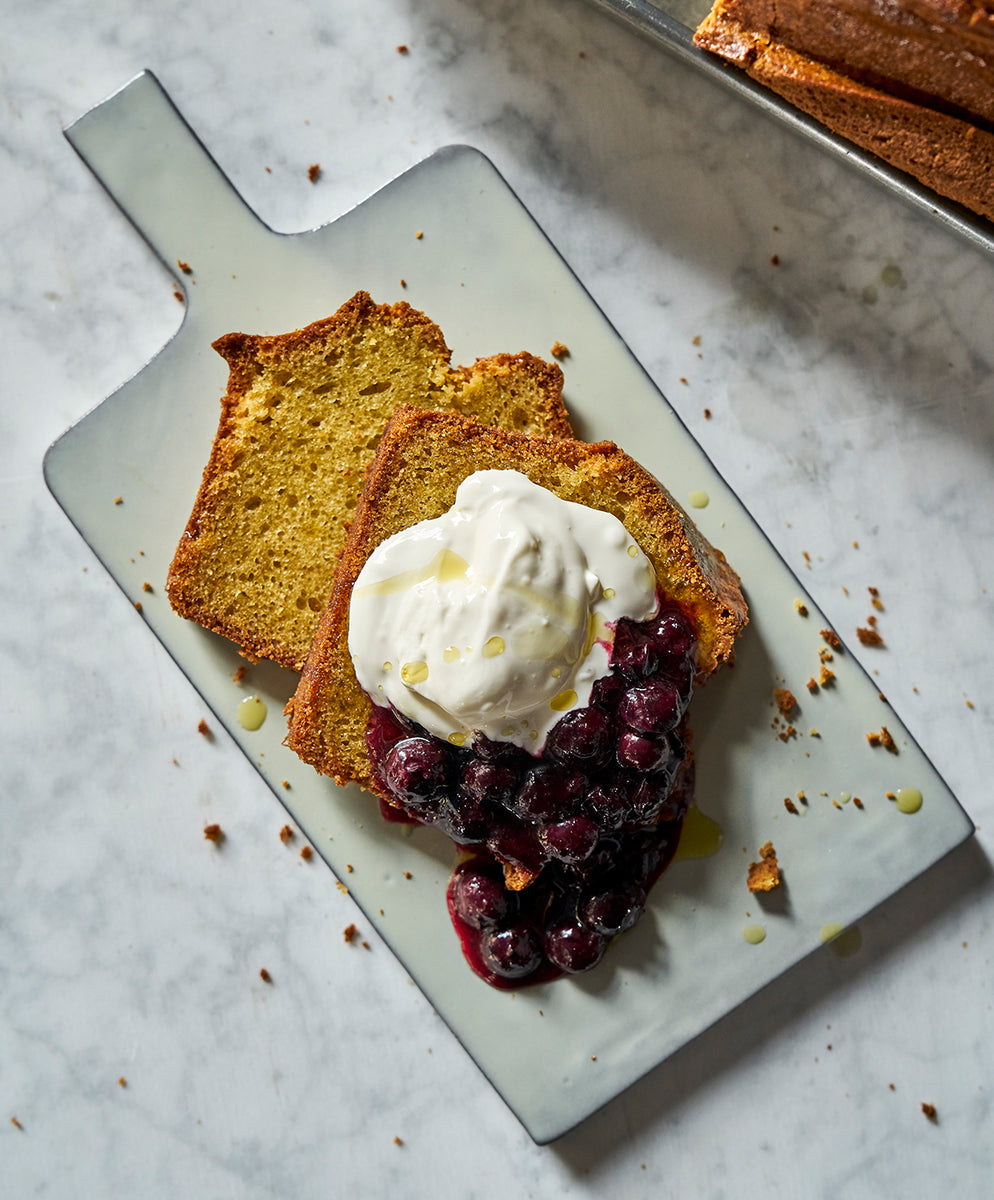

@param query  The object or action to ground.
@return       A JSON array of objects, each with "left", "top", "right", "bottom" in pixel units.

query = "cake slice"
[
  {"left": 695, "top": 0, "right": 994, "bottom": 223},
  {"left": 286, "top": 407, "right": 746, "bottom": 983},
  {"left": 166, "top": 292, "right": 571, "bottom": 670},
  {"left": 287, "top": 406, "right": 746, "bottom": 789}
]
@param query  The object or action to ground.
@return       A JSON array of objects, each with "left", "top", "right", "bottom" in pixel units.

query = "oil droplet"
[
  {"left": 881, "top": 263, "right": 903, "bottom": 288},
  {"left": 550, "top": 689, "right": 578, "bottom": 712},
  {"left": 448, "top": 731, "right": 467, "bottom": 746},
  {"left": 237, "top": 696, "right": 267, "bottom": 731},
  {"left": 627, "top": 544, "right": 639, "bottom": 558},
  {"left": 839, "top": 791, "right": 852, "bottom": 805},
  {"left": 442, "top": 646, "right": 460, "bottom": 663},
  {"left": 501, "top": 725, "right": 516, "bottom": 738},
  {"left": 550, "top": 666, "right": 563, "bottom": 679},
  {"left": 353, "top": 547, "right": 470, "bottom": 598},
  {"left": 743, "top": 924, "right": 766, "bottom": 945},
  {"left": 820, "top": 923, "right": 862, "bottom": 956},
  {"left": 895, "top": 787, "right": 923, "bottom": 814},
  {"left": 603, "top": 587, "right": 616, "bottom": 600},
  {"left": 688, "top": 490, "right": 710, "bottom": 509},
  {"left": 483, "top": 636, "right": 505, "bottom": 658},
  {"left": 673, "top": 806, "right": 723, "bottom": 860},
  {"left": 861, "top": 284, "right": 879, "bottom": 305},
  {"left": 401, "top": 661, "right": 429, "bottom": 685},
  {"left": 382, "top": 660, "right": 393, "bottom": 672}
]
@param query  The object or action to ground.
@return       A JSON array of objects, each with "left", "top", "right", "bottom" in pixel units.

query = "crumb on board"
[
  {"left": 336, "top": 880, "right": 349, "bottom": 894},
  {"left": 550, "top": 340, "right": 569, "bottom": 359},
  {"left": 867, "top": 726, "right": 898, "bottom": 754},
  {"left": 259, "top": 967, "right": 272, "bottom": 984},
  {"left": 142, "top": 581, "right": 152, "bottom": 593},
  {"left": 921, "top": 1102, "right": 938, "bottom": 1123},
  {"left": 197, "top": 719, "right": 211, "bottom": 737},
  {"left": 784, "top": 796, "right": 799, "bottom": 814},
  {"left": 346, "top": 864, "right": 354, "bottom": 873},
  {"left": 11, "top": 1116, "right": 23, "bottom": 1130},
  {"left": 174, "top": 290, "right": 184, "bottom": 302},
  {"left": 853, "top": 796, "right": 864, "bottom": 809},
  {"left": 806, "top": 677, "right": 819, "bottom": 693},
  {"left": 794, "top": 599, "right": 809, "bottom": 616},
  {"left": 307, "top": 163, "right": 321, "bottom": 183},
  {"left": 300, "top": 845, "right": 313, "bottom": 861},
  {"left": 394, "top": 1135, "right": 404, "bottom": 1145},
  {"left": 133, "top": 601, "right": 143, "bottom": 612},
  {"left": 344, "top": 923, "right": 358, "bottom": 944},
  {"left": 281, "top": 779, "right": 291, "bottom": 789},
  {"left": 114, "top": 496, "right": 123, "bottom": 505},
  {"left": 415, "top": 230, "right": 423, "bottom": 239},
  {"left": 177, "top": 259, "right": 192, "bottom": 274},
  {"left": 396, "top": 44, "right": 408, "bottom": 53},
  {"left": 774, "top": 688, "right": 797, "bottom": 718},
  {"left": 820, "top": 628, "right": 841, "bottom": 649},
  {"left": 279, "top": 824, "right": 294, "bottom": 843},
  {"left": 203, "top": 823, "right": 223, "bottom": 844},
  {"left": 703, "top": 407, "right": 712, "bottom": 419},
  {"left": 819, "top": 665, "right": 835, "bottom": 687},
  {"left": 778, "top": 724, "right": 797, "bottom": 741},
  {"left": 747, "top": 842, "right": 781, "bottom": 892},
  {"left": 869, "top": 586, "right": 883, "bottom": 610},
  {"left": 857, "top": 626, "right": 885, "bottom": 646},
  {"left": 232, "top": 664, "right": 247, "bottom": 683},
  {"left": 118, "top": 1076, "right": 126, "bottom": 1087}
]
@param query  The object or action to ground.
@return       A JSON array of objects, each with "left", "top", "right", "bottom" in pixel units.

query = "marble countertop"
[{"left": 3, "top": 0, "right": 992, "bottom": 1194}]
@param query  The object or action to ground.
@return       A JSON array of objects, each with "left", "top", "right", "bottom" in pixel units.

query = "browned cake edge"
[
  {"left": 286, "top": 407, "right": 748, "bottom": 790},
  {"left": 694, "top": 2, "right": 994, "bottom": 223}
]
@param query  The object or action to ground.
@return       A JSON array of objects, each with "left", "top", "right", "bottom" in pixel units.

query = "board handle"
[{"left": 65, "top": 70, "right": 269, "bottom": 282}]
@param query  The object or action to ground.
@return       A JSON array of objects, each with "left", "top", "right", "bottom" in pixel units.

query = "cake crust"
[{"left": 286, "top": 407, "right": 748, "bottom": 790}]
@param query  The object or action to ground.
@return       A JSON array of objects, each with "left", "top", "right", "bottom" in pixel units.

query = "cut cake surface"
[{"left": 165, "top": 292, "right": 571, "bottom": 670}]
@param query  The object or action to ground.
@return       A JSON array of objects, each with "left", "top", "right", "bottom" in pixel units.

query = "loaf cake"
[
  {"left": 286, "top": 407, "right": 747, "bottom": 984},
  {"left": 694, "top": 0, "right": 994, "bottom": 223},
  {"left": 165, "top": 292, "right": 572, "bottom": 670}
]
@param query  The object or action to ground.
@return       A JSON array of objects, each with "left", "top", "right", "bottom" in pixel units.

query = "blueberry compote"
[{"left": 365, "top": 602, "right": 698, "bottom": 987}]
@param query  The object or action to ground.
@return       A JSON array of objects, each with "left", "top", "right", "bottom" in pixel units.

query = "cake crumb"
[
  {"left": 281, "top": 779, "right": 291, "bottom": 789},
  {"left": 343, "top": 924, "right": 358, "bottom": 944},
  {"left": 197, "top": 719, "right": 211, "bottom": 737},
  {"left": 771, "top": 254, "right": 780, "bottom": 265},
  {"left": 403, "top": 870, "right": 412, "bottom": 880},
  {"left": 869, "top": 586, "right": 884, "bottom": 611},
  {"left": 784, "top": 796, "right": 799, "bottom": 814},
  {"left": 336, "top": 880, "right": 349, "bottom": 894},
  {"left": 819, "top": 665, "right": 835, "bottom": 687},
  {"left": 259, "top": 968, "right": 272, "bottom": 984},
  {"left": 11, "top": 1116, "right": 23, "bottom": 1130},
  {"left": 307, "top": 163, "right": 321, "bottom": 183},
  {"left": 300, "top": 845, "right": 313, "bottom": 861},
  {"left": 774, "top": 687, "right": 797, "bottom": 718},
  {"left": 550, "top": 340, "right": 570, "bottom": 359},
  {"left": 279, "top": 824, "right": 294, "bottom": 843},
  {"left": 853, "top": 796, "right": 864, "bottom": 809},
  {"left": 394, "top": 1135, "right": 404, "bottom": 1145},
  {"left": 396, "top": 44, "right": 408, "bottom": 54},
  {"left": 142, "top": 581, "right": 152, "bottom": 592},
  {"left": 134, "top": 601, "right": 143, "bottom": 612},
  {"left": 177, "top": 259, "right": 193, "bottom": 274},
  {"left": 232, "top": 664, "right": 247, "bottom": 683},
  {"left": 114, "top": 496, "right": 123, "bottom": 504},
  {"left": 886, "top": 791, "right": 896, "bottom": 800},
  {"left": 704, "top": 407, "right": 712, "bottom": 419},
  {"left": 174, "top": 290, "right": 184, "bottom": 302},
  {"left": 794, "top": 599, "right": 809, "bottom": 616},
  {"left": 747, "top": 842, "right": 781, "bottom": 892},
  {"left": 362, "top": 941, "right": 370, "bottom": 950},
  {"left": 346, "top": 864, "right": 354, "bottom": 873},
  {"left": 857, "top": 625, "right": 884, "bottom": 646},
  {"left": 118, "top": 1076, "right": 127, "bottom": 1087},
  {"left": 415, "top": 230, "right": 423, "bottom": 239},
  {"left": 692, "top": 335, "right": 701, "bottom": 345},
  {"left": 399, "top": 278, "right": 407, "bottom": 288},
  {"left": 820, "top": 628, "right": 841, "bottom": 649},
  {"left": 203, "top": 823, "right": 223, "bottom": 844},
  {"left": 867, "top": 726, "right": 897, "bottom": 754},
  {"left": 778, "top": 724, "right": 797, "bottom": 741},
  {"left": 806, "top": 677, "right": 818, "bottom": 693},
  {"left": 921, "top": 1102, "right": 938, "bottom": 1123}
]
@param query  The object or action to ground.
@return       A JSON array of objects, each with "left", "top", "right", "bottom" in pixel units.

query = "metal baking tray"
[{"left": 585, "top": 0, "right": 994, "bottom": 257}]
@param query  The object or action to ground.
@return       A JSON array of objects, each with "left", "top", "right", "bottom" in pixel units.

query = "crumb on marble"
[
  {"left": 118, "top": 1076, "right": 126, "bottom": 1087},
  {"left": 774, "top": 687, "right": 797, "bottom": 718},
  {"left": 232, "top": 664, "right": 247, "bottom": 683},
  {"left": 394, "top": 1135, "right": 404, "bottom": 1145},
  {"left": 133, "top": 601, "right": 143, "bottom": 612},
  {"left": 197, "top": 719, "right": 211, "bottom": 738},
  {"left": 857, "top": 625, "right": 884, "bottom": 646},
  {"left": 704, "top": 407, "right": 712, "bottom": 419},
  {"left": 794, "top": 599, "right": 809, "bottom": 616},
  {"left": 307, "top": 163, "right": 321, "bottom": 183},
  {"left": 259, "top": 968, "right": 272, "bottom": 984},
  {"left": 921, "top": 1101, "right": 938, "bottom": 1123},
  {"left": 784, "top": 796, "right": 799, "bottom": 814},
  {"left": 142, "top": 581, "right": 152, "bottom": 593},
  {"left": 867, "top": 726, "right": 897, "bottom": 754},
  {"left": 396, "top": 44, "right": 409, "bottom": 54},
  {"left": 550, "top": 340, "right": 569, "bottom": 359},
  {"left": 300, "top": 845, "right": 313, "bottom": 861},
  {"left": 114, "top": 495, "right": 123, "bottom": 505},
  {"left": 279, "top": 824, "right": 294, "bottom": 843},
  {"left": 344, "top": 923, "right": 358, "bottom": 944},
  {"left": 806, "top": 677, "right": 819, "bottom": 693},
  {"left": 203, "top": 823, "right": 223, "bottom": 844},
  {"left": 11, "top": 1116, "right": 23, "bottom": 1130},
  {"left": 819, "top": 664, "right": 835, "bottom": 687},
  {"left": 820, "top": 628, "right": 841, "bottom": 649}
]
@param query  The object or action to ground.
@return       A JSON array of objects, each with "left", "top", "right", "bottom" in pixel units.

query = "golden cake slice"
[
  {"left": 287, "top": 406, "right": 747, "bottom": 789},
  {"left": 165, "top": 291, "right": 572, "bottom": 670},
  {"left": 695, "top": 0, "right": 994, "bottom": 223}
]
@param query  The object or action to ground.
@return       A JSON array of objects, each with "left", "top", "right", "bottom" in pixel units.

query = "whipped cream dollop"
[{"left": 348, "top": 470, "right": 657, "bottom": 750}]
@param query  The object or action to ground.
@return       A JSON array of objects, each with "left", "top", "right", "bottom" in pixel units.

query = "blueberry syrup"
[{"left": 365, "top": 602, "right": 699, "bottom": 988}]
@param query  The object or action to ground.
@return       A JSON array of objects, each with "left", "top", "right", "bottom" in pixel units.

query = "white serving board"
[{"left": 44, "top": 71, "right": 973, "bottom": 1144}]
